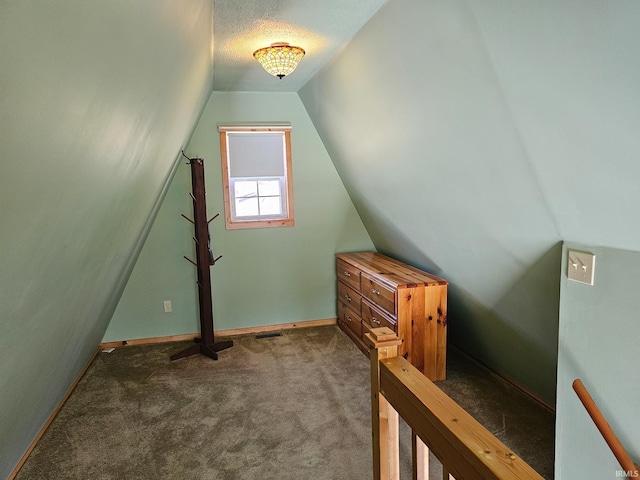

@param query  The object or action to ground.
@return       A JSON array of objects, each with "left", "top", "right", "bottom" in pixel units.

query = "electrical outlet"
[
  {"left": 567, "top": 251, "right": 595, "bottom": 285},
  {"left": 163, "top": 300, "right": 172, "bottom": 313}
]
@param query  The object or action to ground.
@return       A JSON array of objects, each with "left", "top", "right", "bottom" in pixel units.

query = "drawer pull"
[
  {"left": 345, "top": 315, "right": 352, "bottom": 322},
  {"left": 372, "top": 317, "right": 381, "bottom": 325},
  {"left": 345, "top": 294, "right": 352, "bottom": 302},
  {"left": 343, "top": 271, "right": 351, "bottom": 277},
  {"left": 371, "top": 288, "right": 381, "bottom": 296}
]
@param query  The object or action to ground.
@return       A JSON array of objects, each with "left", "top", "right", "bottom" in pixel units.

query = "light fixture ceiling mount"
[{"left": 253, "top": 42, "right": 305, "bottom": 79}]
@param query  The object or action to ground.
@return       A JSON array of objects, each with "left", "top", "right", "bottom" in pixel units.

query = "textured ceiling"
[{"left": 212, "top": 0, "right": 389, "bottom": 92}]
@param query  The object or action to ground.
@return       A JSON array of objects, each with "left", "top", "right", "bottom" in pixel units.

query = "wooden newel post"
[{"left": 366, "top": 327, "right": 403, "bottom": 480}]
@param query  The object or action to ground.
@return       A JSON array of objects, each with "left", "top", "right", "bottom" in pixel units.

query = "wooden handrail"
[
  {"left": 367, "top": 327, "right": 544, "bottom": 480},
  {"left": 572, "top": 379, "right": 639, "bottom": 474}
]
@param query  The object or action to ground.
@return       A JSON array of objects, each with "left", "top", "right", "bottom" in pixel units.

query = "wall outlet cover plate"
[
  {"left": 567, "top": 250, "right": 595, "bottom": 285},
  {"left": 163, "top": 300, "right": 172, "bottom": 313}
]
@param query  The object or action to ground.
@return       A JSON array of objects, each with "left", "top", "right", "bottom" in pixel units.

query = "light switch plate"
[{"left": 567, "top": 251, "right": 595, "bottom": 285}]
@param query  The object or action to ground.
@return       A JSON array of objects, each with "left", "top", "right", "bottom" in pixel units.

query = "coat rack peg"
[
  {"left": 192, "top": 237, "right": 199, "bottom": 245},
  {"left": 207, "top": 213, "right": 220, "bottom": 224},
  {"left": 189, "top": 193, "right": 196, "bottom": 202},
  {"left": 211, "top": 255, "right": 222, "bottom": 265},
  {"left": 181, "top": 214, "right": 195, "bottom": 224},
  {"left": 181, "top": 150, "right": 193, "bottom": 164},
  {"left": 183, "top": 256, "right": 197, "bottom": 267}
]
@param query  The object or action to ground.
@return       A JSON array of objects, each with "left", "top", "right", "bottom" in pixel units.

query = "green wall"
[
  {"left": 556, "top": 243, "right": 640, "bottom": 478},
  {"left": 104, "top": 91, "right": 374, "bottom": 341},
  {"left": 299, "top": 0, "right": 640, "bottom": 405},
  {"left": 0, "top": 1, "right": 214, "bottom": 476},
  {"left": 101, "top": 161, "right": 200, "bottom": 342}
]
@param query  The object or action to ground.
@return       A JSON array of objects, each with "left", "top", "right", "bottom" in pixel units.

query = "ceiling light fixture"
[{"left": 253, "top": 42, "right": 305, "bottom": 79}]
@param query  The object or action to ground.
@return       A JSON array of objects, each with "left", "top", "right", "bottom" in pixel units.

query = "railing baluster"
[
  {"left": 412, "top": 430, "right": 428, "bottom": 480},
  {"left": 380, "top": 393, "right": 399, "bottom": 479}
]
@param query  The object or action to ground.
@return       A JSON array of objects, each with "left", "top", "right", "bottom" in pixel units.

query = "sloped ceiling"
[
  {"left": 300, "top": 0, "right": 640, "bottom": 404},
  {"left": 0, "top": 1, "right": 214, "bottom": 476}
]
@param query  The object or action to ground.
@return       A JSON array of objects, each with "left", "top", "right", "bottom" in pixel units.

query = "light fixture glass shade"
[{"left": 253, "top": 42, "right": 305, "bottom": 79}]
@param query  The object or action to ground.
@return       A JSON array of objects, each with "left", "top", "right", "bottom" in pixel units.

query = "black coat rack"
[{"left": 171, "top": 157, "right": 232, "bottom": 361}]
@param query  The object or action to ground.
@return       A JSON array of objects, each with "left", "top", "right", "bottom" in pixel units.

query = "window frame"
[{"left": 218, "top": 125, "right": 294, "bottom": 230}]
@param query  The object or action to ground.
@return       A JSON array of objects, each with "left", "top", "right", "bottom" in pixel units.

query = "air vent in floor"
[{"left": 255, "top": 331, "right": 283, "bottom": 339}]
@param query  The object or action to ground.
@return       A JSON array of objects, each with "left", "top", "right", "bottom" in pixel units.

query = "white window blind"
[{"left": 227, "top": 132, "right": 286, "bottom": 178}]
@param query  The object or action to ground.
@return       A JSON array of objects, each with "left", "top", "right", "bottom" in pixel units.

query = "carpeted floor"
[{"left": 16, "top": 326, "right": 554, "bottom": 479}]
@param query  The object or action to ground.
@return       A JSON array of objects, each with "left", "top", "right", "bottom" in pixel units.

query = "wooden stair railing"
[
  {"left": 573, "top": 379, "right": 639, "bottom": 477},
  {"left": 366, "top": 327, "right": 544, "bottom": 480}
]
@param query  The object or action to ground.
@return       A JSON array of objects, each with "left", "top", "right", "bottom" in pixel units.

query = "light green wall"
[
  {"left": 0, "top": 1, "right": 213, "bottom": 476},
  {"left": 556, "top": 244, "right": 640, "bottom": 478},
  {"left": 101, "top": 162, "right": 200, "bottom": 342},
  {"left": 299, "top": 0, "right": 640, "bottom": 405},
  {"left": 104, "top": 91, "right": 374, "bottom": 341}
]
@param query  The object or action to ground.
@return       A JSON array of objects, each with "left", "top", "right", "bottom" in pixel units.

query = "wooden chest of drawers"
[{"left": 336, "top": 252, "right": 448, "bottom": 381}]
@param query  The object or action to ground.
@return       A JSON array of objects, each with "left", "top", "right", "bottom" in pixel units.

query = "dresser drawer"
[
  {"left": 361, "top": 273, "right": 396, "bottom": 316},
  {"left": 338, "top": 301, "right": 362, "bottom": 338},
  {"left": 337, "top": 259, "right": 361, "bottom": 291},
  {"left": 336, "top": 251, "right": 448, "bottom": 381},
  {"left": 362, "top": 299, "right": 397, "bottom": 332},
  {"left": 337, "top": 281, "right": 361, "bottom": 313}
]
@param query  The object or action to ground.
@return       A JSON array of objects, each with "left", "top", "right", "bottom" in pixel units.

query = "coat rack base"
[{"left": 170, "top": 339, "right": 234, "bottom": 361}]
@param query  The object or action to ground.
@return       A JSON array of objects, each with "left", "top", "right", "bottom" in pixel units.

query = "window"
[{"left": 218, "top": 125, "right": 294, "bottom": 229}]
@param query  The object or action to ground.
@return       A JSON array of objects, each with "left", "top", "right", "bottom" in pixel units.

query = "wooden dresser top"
[{"left": 336, "top": 252, "right": 447, "bottom": 289}]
